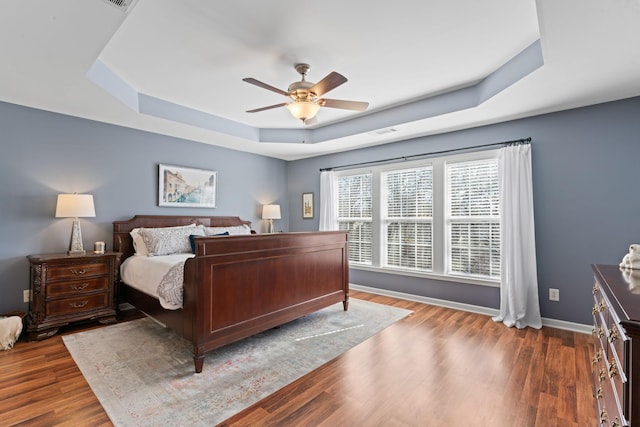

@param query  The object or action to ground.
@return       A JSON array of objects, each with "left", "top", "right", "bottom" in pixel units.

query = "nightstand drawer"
[
  {"left": 45, "top": 293, "right": 109, "bottom": 317},
  {"left": 46, "top": 276, "right": 109, "bottom": 298},
  {"left": 46, "top": 262, "right": 109, "bottom": 281}
]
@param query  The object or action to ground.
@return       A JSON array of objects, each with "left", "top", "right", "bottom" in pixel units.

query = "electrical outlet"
[
  {"left": 23, "top": 289, "right": 31, "bottom": 303},
  {"left": 549, "top": 288, "right": 560, "bottom": 301}
]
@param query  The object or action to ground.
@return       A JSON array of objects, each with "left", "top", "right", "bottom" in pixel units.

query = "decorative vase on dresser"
[
  {"left": 591, "top": 264, "right": 640, "bottom": 427},
  {"left": 26, "top": 251, "right": 122, "bottom": 340}
]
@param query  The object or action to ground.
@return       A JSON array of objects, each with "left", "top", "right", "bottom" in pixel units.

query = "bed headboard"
[{"left": 112, "top": 215, "right": 253, "bottom": 260}]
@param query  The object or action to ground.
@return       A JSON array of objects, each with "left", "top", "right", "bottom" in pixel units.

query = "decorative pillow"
[
  {"left": 189, "top": 232, "right": 229, "bottom": 254},
  {"left": 139, "top": 224, "right": 204, "bottom": 256},
  {"left": 203, "top": 224, "right": 251, "bottom": 236},
  {"left": 129, "top": 228, "right": 149, "bottom": 256}
]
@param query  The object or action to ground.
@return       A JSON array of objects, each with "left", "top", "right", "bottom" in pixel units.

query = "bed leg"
[
  {"left": 194, "top": 355, "right": 204, "bottom": 373},
  {"left": 343, "top": 297, "right": 349, "bottom": 311}
]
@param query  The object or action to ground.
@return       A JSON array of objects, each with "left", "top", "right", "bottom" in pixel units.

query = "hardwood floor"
[{"left": 0, "top": 291, "right": 597, "bottom": 426}]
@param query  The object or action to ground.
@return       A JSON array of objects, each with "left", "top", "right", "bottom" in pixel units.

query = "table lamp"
[
  {"left": 262, "top": 204, "right": 281, "bottom": 233},
  {"left": 55, "top": 193, "right": 96, "bottom": 254}
]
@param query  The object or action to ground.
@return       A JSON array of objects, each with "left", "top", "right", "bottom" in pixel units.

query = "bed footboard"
[{"left": 184, "top": 231, "right": 349, "bottom": 373}]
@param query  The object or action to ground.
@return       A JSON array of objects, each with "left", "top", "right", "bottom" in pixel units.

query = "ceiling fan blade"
[
  {"left": 310, "top": 72, "right": 347, "bottom": 97},
  {"left": 246, "top": 102, "right": 288, "bottom": 113},
  {"left": 242, "top": 78, "right": 289, "bottom": 97},
  {"left": 303, "top": 116, "right": 318, "bottom": 126},
  {"left": 319, "top": 98, "right": 369, "bottom": 111}
]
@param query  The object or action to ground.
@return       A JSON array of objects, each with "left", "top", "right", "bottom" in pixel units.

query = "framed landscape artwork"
[
  {"left": 303, "top": 192, "right": 314, "bottom": 219},
  {"left": 158, "top": 164, "right": 217, "bottom": 208}
]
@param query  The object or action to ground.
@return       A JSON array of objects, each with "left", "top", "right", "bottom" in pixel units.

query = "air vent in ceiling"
[
  {"left": 369, "top": 127, "right": 399, "bottom": 136},
  {"left": 100, "top": 0, "right": 134, "bottom": 12}
]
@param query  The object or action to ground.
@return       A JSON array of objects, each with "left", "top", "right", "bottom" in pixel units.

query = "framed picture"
[
  {"left": 158, "top": 164, "right": 217, "bottom": 208},
  {"left": 302, "top": 192, "right": 314, "bottom": 219}
]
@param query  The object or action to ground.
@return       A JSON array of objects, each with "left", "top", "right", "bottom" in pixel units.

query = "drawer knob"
[
  {"left": 597, "top": 327, "right": 606, "bottom": 338},
  {"left": 592, "top": 350, "right": 602, "bottom": 365},
  {"left": 70, "top": 300, "right": 89, "bottom": 309},
  {"left": 608, "top": 361, "right": 618, "bottom": 378},
  {"left": 608, "top": 327, "right": 618, "bottom": 343},
  {"left": 70, "top": 283, "right": 89, "bottom": 291},
  {"left": 70, "top": 268, "right": 87, "bottom": 275},
  {"left": 599, "top": 368, "right": 607, "bottom": 382}
]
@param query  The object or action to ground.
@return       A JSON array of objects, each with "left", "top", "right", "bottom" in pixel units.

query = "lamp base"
[
  {"left": 268, "top": 219, "right": 274, "bottom": 234},
  {"left": 68, "top": 219, "right": 85, "bottom": 255}
]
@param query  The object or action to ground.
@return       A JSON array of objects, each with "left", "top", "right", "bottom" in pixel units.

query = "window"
[
  {"left": 446, "top": 159, "right": 500, "bottom": 279},
  {"left": 383, "top": 167, "right": 433, "bottom": 270},
  {"left": 337, "top": 173, "right": 373, "bottom": 265},
  {"left": 335, "top": 151, "right": 500, "bottom": 285}
]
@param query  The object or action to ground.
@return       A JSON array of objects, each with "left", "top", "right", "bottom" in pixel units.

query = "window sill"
[{"left": 349, "top": 264, "right": 500, "bottom": 288}]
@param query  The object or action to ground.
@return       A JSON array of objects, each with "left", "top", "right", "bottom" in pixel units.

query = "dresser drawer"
[
  {"left": 606, "top": 355, "right": 627, "bottom": 413},
  {"left": 46, "top": 262, "right": 109, "bottom": 281},
  {"left": 45, "top": 293, "right": 109, "bottom": 317},
  {"left": 608, "top": 323, "right": 628, "bottom": 364},
  {"left": 46, "top": 276, "right": 110, "bottom": 298},
  {"left": 596, "top": 356, "right": 625, "bottom": 426},
  {"left": 593, "top": 311, "right": 609, "bottom": 354}
]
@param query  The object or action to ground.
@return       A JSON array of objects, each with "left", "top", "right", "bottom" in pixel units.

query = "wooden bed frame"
[{"left": 113, "top": 215, "right": 349, "bottom": 373}]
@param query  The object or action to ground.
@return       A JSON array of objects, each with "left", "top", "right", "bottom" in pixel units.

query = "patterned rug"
[{"left": 63, "top": 298, "right": 411, "bottom": 427}]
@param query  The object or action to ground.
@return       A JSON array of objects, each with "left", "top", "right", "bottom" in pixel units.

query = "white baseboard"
[{"left": 349, "top": 284, "right": 592, "bottom": 334}]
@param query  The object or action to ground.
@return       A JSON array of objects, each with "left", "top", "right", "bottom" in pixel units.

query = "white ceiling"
[{"left": 1, "top": 0, "right": 639, "bottom": 160}]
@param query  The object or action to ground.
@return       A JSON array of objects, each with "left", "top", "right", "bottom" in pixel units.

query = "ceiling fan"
[{"left": 243, "top": 63, "right": 369, "bottom": 125}]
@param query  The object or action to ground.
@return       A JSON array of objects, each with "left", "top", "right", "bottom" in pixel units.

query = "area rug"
[{"left": 63, "top": 298, "right": 411, "bottom": 427}]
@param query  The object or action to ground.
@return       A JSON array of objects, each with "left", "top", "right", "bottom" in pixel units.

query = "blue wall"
[
  {"left": 0, "top": 101, "right": 288, "bottom": 313},
  {"left": 3, "top": 97, "right": 639, "bottom": 325},
  {"left": 287, "top": 96, "right": 640, "bottom": 325}
]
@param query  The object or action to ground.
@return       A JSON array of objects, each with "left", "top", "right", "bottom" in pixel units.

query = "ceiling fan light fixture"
[
  {"left": 287, "top": 101, "right": 321, "bottom": 122},
  {"left": 244, "top": 64, "right": 367, "bottom": 124}
]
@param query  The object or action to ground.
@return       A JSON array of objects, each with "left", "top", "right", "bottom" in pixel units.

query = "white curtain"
[
  {"left": 492, "top": 144, "right": 542, "bottom": 329},
  {"left": 319, "top": 171, "right": 338, "bottom": 231}
]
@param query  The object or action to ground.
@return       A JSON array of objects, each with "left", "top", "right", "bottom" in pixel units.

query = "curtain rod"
[{"left": 319, "top": 137, "right": 531, "bottom": 172}]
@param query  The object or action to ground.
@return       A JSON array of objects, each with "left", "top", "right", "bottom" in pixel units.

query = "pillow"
[
  {"left": 139, "top": 224, "right": 204, "bottom": 256},
  {"left": 203, "top": 224, "right": 251, "bottom": 236},
  {"left": 0, "top": 316, "right": 23, "bottom": 350},
  {"left": 189, "top": 232, "right": 229, "bottom": 254},
  {"left": 129, "top": 228, "right": 148, "bottom": 256}
]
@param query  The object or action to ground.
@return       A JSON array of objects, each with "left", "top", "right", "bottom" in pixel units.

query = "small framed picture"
[{"left": 302, "top": 192, "right": 314, "bottom": 219}]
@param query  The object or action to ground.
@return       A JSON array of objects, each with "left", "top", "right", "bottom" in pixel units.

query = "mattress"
[{"left": 120, "top": 253, "right": 194, "bottom": 309}]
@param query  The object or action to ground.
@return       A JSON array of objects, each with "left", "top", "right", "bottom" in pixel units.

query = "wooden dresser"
[
  {"left": 591, "top": 264, "right": 640, "bottom": 427},
  {"left": 26, "top": 251, "right": 121, "bottom": 340}
]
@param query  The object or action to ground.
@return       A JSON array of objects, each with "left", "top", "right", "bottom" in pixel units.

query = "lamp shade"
[
  {"left": 286, "top": 101, "right": 321, "bottom": 121},
  {"left": 55, "top": 194, "right": 96, "bottom": 218},
  {"left": 262, "top": 204, "right": 281, "bottom": 220}
]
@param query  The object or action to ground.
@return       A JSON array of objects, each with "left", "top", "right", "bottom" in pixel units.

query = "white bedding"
[{"left": 120, "top": 253, "right": 193, "bottom": 310}]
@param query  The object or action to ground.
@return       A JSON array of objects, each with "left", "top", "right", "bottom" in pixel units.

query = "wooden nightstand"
[{"left": 26, "top": 251, "right": 122, "bottom": 340}]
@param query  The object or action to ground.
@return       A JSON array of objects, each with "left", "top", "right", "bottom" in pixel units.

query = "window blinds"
[
  {"left": 447, "top": 159, "right": 500, "bottom": 278},
  {"left": 383, "top": 167, "right": 433, "bottom": 271}
]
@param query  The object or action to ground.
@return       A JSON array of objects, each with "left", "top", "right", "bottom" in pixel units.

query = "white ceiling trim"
[{"left": 88, "top": 41, "right": 543, "bottom": 145}]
